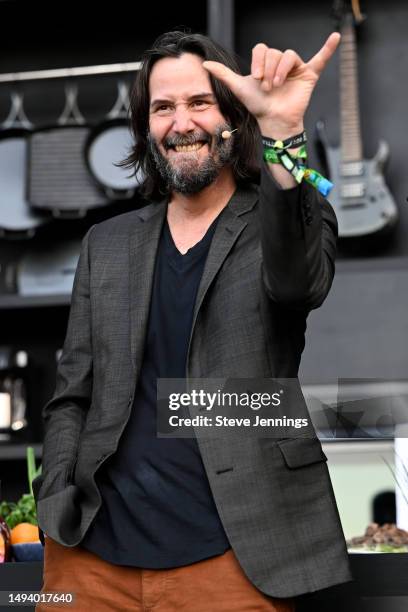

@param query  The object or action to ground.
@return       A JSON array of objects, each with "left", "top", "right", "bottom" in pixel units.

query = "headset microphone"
[{"left": 221, "top": 128, "right": 238, "bottom": 140}]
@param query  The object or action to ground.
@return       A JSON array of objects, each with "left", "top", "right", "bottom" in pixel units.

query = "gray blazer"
[{"left": 33, "top": 165, "right": 353, "bottom": 598}]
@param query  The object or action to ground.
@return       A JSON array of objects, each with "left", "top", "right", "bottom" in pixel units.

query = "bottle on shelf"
[{"left": 0, "top": 347, "right": 29, "bottom": 441}]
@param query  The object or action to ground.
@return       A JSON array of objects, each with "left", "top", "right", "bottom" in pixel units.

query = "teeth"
[{"left": 174, "top": 143, "right": 204, "bottom": 152}]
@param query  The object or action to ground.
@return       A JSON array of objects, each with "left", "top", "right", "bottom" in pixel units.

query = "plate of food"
[{"left": 347, "top": 522, "right": 408, "bottom": 553}]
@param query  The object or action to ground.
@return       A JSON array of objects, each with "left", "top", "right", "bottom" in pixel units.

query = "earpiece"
[{"left": 221, "top": 128, "right": 238, "bottom": 139}]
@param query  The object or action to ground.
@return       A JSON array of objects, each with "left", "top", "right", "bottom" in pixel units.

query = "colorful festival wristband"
[{"left": 262, "top": 135, "right": 333, "bottom": 197}]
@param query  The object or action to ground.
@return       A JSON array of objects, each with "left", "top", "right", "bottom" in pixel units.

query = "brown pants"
[{"left": 36, "top": 536, "right": 296, "bottom": 612}]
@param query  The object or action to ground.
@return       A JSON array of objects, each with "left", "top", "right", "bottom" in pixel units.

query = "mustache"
[{"left": 163, "top": 131, "right": 211, "bottom": 150}]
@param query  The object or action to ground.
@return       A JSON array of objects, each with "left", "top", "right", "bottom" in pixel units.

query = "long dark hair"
[{"left": 120, "top": 30, "right": 260, "bottom": 200}]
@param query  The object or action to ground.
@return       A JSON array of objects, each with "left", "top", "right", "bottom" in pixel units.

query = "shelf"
[
  {"left": 0, "top": 443, "right": 42, "bottom": 461},
  {"left": 0, "top": 294, "right": 71, "bottom": 309}
]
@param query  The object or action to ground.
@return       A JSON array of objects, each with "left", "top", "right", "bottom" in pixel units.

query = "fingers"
[
  {"left": 261, "top": 49, "right": 283, "bottom": 91},
  {"left": 251, "top": 43, "right": 268, "bottom": 79},
  {"left": 204, "top": 33, "right": 340, "bottom": 100},
  {"left": 273, "top": 49, "right": 303, "bottom": 87},
  {"left": 307, "top": 32, "right": 341, "bottom": 76},
  {"left": 251, "top": 45, "right": 302, "bottom": 91},
  {"left": 202, "top": 60, "right": 242, "bottom": 96}
]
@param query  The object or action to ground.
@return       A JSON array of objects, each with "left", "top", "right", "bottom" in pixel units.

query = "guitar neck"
[{"left": 340, "top": 16, "right": 363, "bottom": 163}]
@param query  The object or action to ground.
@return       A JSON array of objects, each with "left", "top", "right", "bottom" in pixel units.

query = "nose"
[{"left": 172, "top": 104, "right": 195, "bottom": 133}]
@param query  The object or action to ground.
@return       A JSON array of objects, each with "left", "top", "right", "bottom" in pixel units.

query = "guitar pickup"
[
  {"left": 341, "top": 183, "right": 365, "bottom": 198},
  {"left": 341, "top": 163, "right": 364, "bottom": 177}
]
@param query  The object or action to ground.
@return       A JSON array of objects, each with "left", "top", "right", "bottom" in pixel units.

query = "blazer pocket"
[{"left": 277, "top": 437, "right": 327, "bottom": 469}]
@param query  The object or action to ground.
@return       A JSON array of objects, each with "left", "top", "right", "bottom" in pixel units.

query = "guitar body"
[
  {"left": 318, "top": 122, "right": 398, "bottom": 238},
  {"left": 322, "top": 7, "right": 399, "bottom": 242}
]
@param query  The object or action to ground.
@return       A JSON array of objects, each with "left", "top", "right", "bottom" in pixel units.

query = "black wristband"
[{"left": 261, "top": 130, "right": 307, "bottom": 150}]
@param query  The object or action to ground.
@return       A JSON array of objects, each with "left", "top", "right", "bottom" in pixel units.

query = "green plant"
[
  {"left": 0, "top": 447, "right": 42, "bottom": 530},
  {"left": 27, "top": 446, "right": 42, "bottom": 498}
]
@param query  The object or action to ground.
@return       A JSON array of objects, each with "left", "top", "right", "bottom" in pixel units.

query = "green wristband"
[{"left": 263, "top": 144, "right": 308, "bottom": 165}]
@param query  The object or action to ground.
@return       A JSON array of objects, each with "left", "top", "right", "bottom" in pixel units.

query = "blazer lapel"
[
  {"left": 128, "top": 198, "right": 167, "bottom": 375},
  {"left": 128, "top": 182, "right": 258, "bottom": 378},
  {"left": 191, "top": 183, "right": 258, "bottom": 335}
]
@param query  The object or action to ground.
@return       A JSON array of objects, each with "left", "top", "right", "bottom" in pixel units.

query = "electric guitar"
[{"left": 317, "top": 10, "right": 398, "bottom": 239}]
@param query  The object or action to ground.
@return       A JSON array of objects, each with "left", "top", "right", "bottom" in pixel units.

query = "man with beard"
[{"left": 34, "top": 31, "right": 352, "bottom": 612}]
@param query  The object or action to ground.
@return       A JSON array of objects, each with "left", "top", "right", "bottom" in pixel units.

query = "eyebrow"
[{"left": 150, "top": 92, "right": 216, "bottom": 109}]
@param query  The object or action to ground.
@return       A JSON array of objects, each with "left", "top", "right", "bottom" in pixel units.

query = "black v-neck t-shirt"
[{"left": 80, "top": 212, "right": 231, "bottom": 568}]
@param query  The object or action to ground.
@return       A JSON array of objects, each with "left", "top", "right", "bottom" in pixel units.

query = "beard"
[{"left": 147, "top": 125, "right": 234, "bottom": 195}]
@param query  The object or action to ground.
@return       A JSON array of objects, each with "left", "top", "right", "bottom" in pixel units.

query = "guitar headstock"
[{"left": 331, "top": 0, "right": 366, "bottom": 30}]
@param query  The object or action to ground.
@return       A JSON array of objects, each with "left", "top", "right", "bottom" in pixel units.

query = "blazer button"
[{"left": 305, "top": 216, "right": 313, "bottom": 225}]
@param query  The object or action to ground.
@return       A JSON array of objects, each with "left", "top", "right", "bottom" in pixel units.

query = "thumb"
[{"left": 202, "top": 60, "right": 243, "bottom": 96}]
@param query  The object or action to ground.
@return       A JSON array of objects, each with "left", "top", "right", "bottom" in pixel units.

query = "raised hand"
[{"left": 203, "top": 33, "right": 341, "bottom": 138}]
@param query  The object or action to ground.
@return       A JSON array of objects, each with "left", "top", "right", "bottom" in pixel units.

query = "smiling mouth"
[
  {"left": 166, "top": 140, "right": 209, "bottom": 153},
  {"left": 174, "top": 143, "right": 204, "bottom": 152}
]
